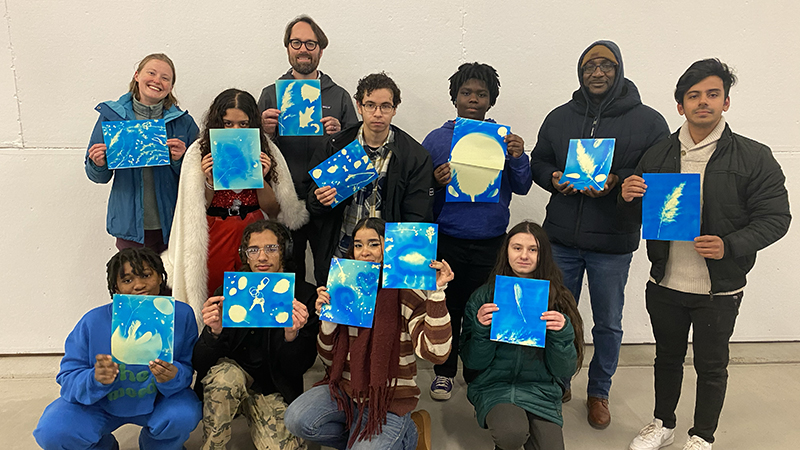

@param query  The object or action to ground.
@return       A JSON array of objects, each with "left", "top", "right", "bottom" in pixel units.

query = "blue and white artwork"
[
  {"left": 490, "top": 276, "right": 549, "bottom": 348},
  {"left": 320, "top": 258, "right": 381, "bottom": 328},
  {"left": 558, "top": 138, "right": 616, "bottom": 190},
  {"left": 222, "top": 272, "right": 295, "bottom": 328},
  {"left": 102, "top": 119, "right": 169, "bottom": 169},
  {"left": 382, "top": 222, "right": 438, "bottom": 290},
  {"left": 308, "top": 139, "right": 379, "bottom": 206},
  {"left": 111, "top": 294, "right": 175, "bottom": 365},
  {"left": 642, "top": 173, "right": 701, "bottom": 241},
  {"left": 210, "top": 128, "right": 264, "bottom": 191},
  {"left": 446, "top": 117, "right": 509, "bottom": 203},
  {"left": 276, "top": 79, "right": 323, "bottom": 136}
]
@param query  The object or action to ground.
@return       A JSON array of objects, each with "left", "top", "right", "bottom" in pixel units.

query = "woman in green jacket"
[{"left": 460, "top": 221, "right": 584, "bottom": 450}]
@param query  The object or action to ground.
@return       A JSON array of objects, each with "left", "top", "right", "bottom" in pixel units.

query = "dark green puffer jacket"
[{"left": 460, "top": 284, "right": 577, "bottom": 428}]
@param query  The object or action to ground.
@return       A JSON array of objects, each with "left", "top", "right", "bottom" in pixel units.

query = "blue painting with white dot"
[
  {"left": 382, "top": 222, "right": 438, "bottom": 290},
  {"left": 446, "top": 117, "right": 509, "bottom": 203},
  {"left": 111, "top": 294, "right": 175, "bottom": 365},
  {"left": 222, "top": 272, "right": 295, "bottom": 328},
  {"left": 308, "top": 139, "right": 379, "bottom": 207},
  {"left": 320, "top": 258, "right": 381, "bottom": 328},
  {"left": 276, "top": 79, "right": 323, "bottom": 136},
  {"left": 558, "top": 138, "right": 615, "bottom": 191},
  {"left": 210, "top": 128, "right": 264, "bottom": 191},
  {"left": 490, "top": 276, "right": 549, "bottom": 348},
  {"left": 102, "top": 119, "right": 169, "bottom": 169},
  {"left": 642, "top": 173, "right": 701, "bottom": 242}
]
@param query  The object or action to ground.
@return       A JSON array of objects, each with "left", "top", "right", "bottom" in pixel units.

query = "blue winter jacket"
[{"left": 84, "top": 92, "right": 199, "bottom": 244}]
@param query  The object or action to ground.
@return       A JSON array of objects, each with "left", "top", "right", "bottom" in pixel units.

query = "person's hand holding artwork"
[
  {"left": 433, "top": 162, "right": 452, "bottom": 187},
  {"left": 167, "top": 138, "right": 187, "bottom": 161},
  {"left": 88, "top": 143, "right": 108, "bottom": 167},
  {"left": 582, "top": 173, "right": 619, "bottom": 198},
  {"left": 201, "top": 296, "right": 224, "bottom": 336},
  {"left": 551, "top": 171, "right": 577, "bottom": 196},
  {"left": 315, "top": 286, "right": 330, "bottom": 315},
  {"left": 314, "top": 186, "right": 337, "bottom": 207},
  {"left": 201, "top": 153, "right": 214, "bottom": 187},
  {"left": 541, "top": 310, "right": 566, "bottom": 331},
  {"left": 477, "top": 303, "right": 499, "bottom": 327},
  {"left": 260, "top": 152, "right": 272, "bottom": 178},
  {"left": 261, "top": 108, "right": 280, "bottom": 135},
  {"left": 620, "top": 175, "right": 647, "bottom": 202},
  {"left": 149, "top": 359, "right": 178, "bottom": 383},
  {"left": 321, "top": 116, "right": 342, "bottom": 135},
  {"left": 284, "top": 299, "right": 309, "bottom": 342},
  {"left": 94, "top": 354, "right": 119, "bottom": 384},
  {"left": 430, "top": 259, "right": 454, "bottom": 290},
  {"left": 504, "top": 133, "right": 525, "bottom": 158},
  {"left": 694, "top": 235, "right": 725, "bottom": 260}
]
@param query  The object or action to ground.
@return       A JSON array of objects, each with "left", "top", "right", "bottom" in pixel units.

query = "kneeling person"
[
  {"left": 33, "top": 248, "right": 201, "bottom": 450},
  {"left": 193, "top": 220, "right": 319, "bottom": 449}
]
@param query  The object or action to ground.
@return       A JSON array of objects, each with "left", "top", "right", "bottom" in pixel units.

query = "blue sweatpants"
[{"left": 33, "top": 389, "right": 201, "bottom": 450}]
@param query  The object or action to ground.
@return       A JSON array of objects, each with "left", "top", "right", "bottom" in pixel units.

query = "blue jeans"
[
  {"left": 284, "top": 385, "right": 418, "bottom": 450},
  {"left": 551, "top": 243, "right": 632, "bottom": 399}
]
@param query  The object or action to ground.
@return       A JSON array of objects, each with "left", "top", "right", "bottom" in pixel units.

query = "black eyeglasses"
[
  {"left": 360, "top": 102, "right": 395, "bottom": 114},
  {"left": 288, "top": 39, "right": 318, "bottom": 51},
  {"left": 582, "top": 62, "right": 616, "bottom": 75},
  {"left": 244, "top": 245, "right": 280, "bottom": 259}
]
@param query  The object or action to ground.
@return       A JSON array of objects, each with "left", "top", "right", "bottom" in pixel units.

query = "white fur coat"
[{"left": 162, "top": 138, "right": 309, "bottom": 328}]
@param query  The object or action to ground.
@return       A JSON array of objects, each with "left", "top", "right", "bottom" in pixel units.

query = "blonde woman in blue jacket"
[
  {"left": 460, "top": 221, "right": 584, "bottom": 450},
  {"left": 85, "top": 53, "right": 199, "bottom": 252}
]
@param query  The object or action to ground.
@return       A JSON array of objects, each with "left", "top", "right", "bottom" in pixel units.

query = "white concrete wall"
[{"left": 1, "top": 0, "right": 797, "bottom": 353}]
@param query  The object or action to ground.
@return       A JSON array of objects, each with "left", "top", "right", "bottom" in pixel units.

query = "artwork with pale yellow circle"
[
  {"left": 308, "top": 138, "right": 378, "bottom": 207},
  {"left": 222, "top": 272, "right": 295, "bottom": 328},
  {"left": 111, "top": 294, "right": 175, "bottom": 365},
  {"left": 446, "top": 117, "right": 510, "bottom": 203}
]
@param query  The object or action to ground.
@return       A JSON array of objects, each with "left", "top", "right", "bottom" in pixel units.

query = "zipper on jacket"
[{"left": 590, "top": 117, "right": 598, "bottom": 138}]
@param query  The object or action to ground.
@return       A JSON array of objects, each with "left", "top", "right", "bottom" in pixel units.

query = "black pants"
[
  {"left": 486, "top": 403, "right": 564, "bottom": 450},
  {"left": 291, "top": 222, "right": 316, "bottom": 284},
  {"left": 646, "top": 281, "right": 741, "bottom": 444},
  {"left": 434, "top": 232, "right": 505, "bottom": 379}
]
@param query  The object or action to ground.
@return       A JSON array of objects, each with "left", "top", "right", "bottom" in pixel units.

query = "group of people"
[{"left": 32, "top": 13, "right": 789, "bottom": 450}]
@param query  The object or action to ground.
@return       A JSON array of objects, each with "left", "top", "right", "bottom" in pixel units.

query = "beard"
[{"left": 291, "top": 54, "right": 318, "bottom": 75}]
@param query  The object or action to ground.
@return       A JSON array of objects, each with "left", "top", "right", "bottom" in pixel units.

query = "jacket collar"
[{"left": 95, "top": 92, "right": 187, "bottom": 122}]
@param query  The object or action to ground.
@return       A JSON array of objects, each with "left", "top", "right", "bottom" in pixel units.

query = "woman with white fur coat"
[{"left": 163, "top": 89, "right": 308, "bottom": 326}]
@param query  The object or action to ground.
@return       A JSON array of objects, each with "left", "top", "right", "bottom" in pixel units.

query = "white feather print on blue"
[
  {"left": 657, "top": 182, "right": 685, "bottom": 239},
  {"left": 561, "top": 139, "right": 615, "bottom": 190},
  {"left": 513, "top": 283, "right": 527, "bottom": 325}
]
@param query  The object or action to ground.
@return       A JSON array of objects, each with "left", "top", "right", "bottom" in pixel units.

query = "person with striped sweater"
[{"left": 284, "top": 217, "right": 453, "bottom": 450}]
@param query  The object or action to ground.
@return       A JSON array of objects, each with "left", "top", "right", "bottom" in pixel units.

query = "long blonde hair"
[{"left": 128, "top": 53, "right": 179, "bottom": 110}]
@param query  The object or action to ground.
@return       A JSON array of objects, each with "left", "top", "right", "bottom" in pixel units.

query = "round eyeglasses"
[
  {"left": 244, "top": 245, "right": 280, "bottom": 259},
  {"left": 288, "top": 39, "right": 318, "bottom": 51}
]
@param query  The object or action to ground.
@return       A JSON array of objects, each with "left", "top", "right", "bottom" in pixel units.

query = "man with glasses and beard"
[
  {"left": 529, "top": 40, "right": 669, "bottom": 430},
  {"left": 258, "top": 15, "right": 358, "bottom": 284}
]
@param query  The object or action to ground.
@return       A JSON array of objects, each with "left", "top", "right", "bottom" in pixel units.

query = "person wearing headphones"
[{"left": 192, "top": 220, "right": 319, "bottom": 449}]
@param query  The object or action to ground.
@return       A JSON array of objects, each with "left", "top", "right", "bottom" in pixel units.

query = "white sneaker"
[
  {"left": 629, "top": 419, "right": 675, "bottom": 450},
  {"left": 682, "top": 435, "right": 712, "bottom": 450}
]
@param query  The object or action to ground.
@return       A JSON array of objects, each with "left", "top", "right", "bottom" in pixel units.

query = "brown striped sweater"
[{"left": 317, "top": 286, "right": 452, "bottom": 417}]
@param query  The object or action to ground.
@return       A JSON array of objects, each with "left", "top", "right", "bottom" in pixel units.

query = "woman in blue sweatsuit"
[{"left": 84, "top": 53, "right": 199, "bottom": 253}]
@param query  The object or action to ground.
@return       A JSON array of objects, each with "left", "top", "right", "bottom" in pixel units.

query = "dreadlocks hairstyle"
[
  {"left": 106, "top": 247, "right": 168, "bottom": 299},
  {"left": 197, "top": 88, "right": 278, "bottom": 183},
  {"left": 354, "top": 72, "right": 401, "bottom": 107},
  {"left": 238, "top": 220, "right": 294, "bottom": 273},
  {"left": 448, "top": 62, "right": 501, "bottom": 108},
  {"left": 345, "top": 217, "right": 386, "bottom": 259},
  {"left": 674, "top": 58, "right": 737, "bottom": 105},
  {"left": 487, "top": 221, "right": 585, "bottom": 372}
]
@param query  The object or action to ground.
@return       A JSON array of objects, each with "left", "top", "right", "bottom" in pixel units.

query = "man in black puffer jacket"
[{"left": 530, "top": 40, "right": 669, "bottom": 429}]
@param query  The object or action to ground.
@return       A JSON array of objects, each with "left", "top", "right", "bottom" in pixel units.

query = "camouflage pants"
[{"left": 201, "top": 358, "right": 306, "bottom": 450}]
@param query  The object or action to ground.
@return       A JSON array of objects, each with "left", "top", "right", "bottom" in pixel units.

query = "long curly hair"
[
  {"left": 197, "top": 88, "right": 278, "bottom": 183},
  {"left": 488, "top": 221, "right": 585, "bottom": 373}
]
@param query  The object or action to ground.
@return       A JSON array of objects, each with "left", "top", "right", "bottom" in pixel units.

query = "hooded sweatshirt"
[{"left": 530, "top": 40, "right": 669, "bottom": 254}]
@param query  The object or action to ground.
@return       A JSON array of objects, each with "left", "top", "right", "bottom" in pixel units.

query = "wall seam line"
[{"left": 3, "top": 0, "right": 24, "bottom": 148}]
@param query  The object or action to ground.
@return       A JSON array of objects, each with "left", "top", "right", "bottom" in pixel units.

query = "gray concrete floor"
[{"left": 3, "top": 343, "right": 799, "bottom": 449}]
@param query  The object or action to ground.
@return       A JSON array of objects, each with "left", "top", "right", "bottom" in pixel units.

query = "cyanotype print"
[
  {"left": 559, "top": 138, "right": 616, "bottom": 190},
  {"left": 308, "top": 139, "right": 378, "bottom": 206},
  {"left": 102, "top": 119, "right": 169, "bottom": 169},
  {"left": 111, "top": 294, "right": 175, "bottom": 365},
  {"left": 382, "top": 222, "right": 438, "bottom": 290},
  {"left": 642, "top": 173, "right": 701, "bottom": 241},
  {"left": 222, "top": 272, "right": 295, "bottom": 328},
  {"left": 490, "top": 276, "right": 549, "bottom": 348},
  {"left": 320, "top": 258, "right": 381, "bottom": 328},
  {"left": 210, "top": 128, "right": 264, "bottom": 191},
  {"left": 276, "top": 79, "right": 323, "bottom": 136},
  {"left": 446, "top": 117, "right": 509, "bottom": 203}
]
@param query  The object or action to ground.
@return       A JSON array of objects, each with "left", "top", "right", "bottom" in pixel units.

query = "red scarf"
[{"left": 319, "top": 288, "right": 402, "bottom": 447}]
